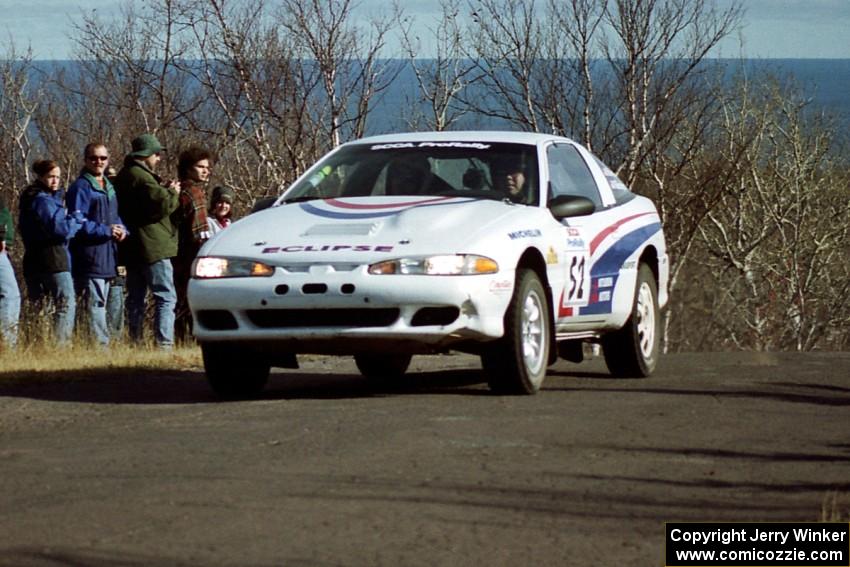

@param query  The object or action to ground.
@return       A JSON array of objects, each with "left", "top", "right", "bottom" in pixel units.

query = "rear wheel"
[
  {"left": 482, "top": 269, "right": 550, "bottom": 394},
  {"left": 355, "top": 353, "right": 412, "bottom": 387},
  {"left": 602, "top": 263, "right": 659, "bottom": 377},
  {"left": 202, "top": 343, "right": 270, "bottom": 399}
]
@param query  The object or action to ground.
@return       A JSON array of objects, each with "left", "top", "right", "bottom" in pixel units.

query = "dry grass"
[
  {"left": 0, "top": 342, "right": 202, "bottom": 381},
  {"left": 821, "top": 492, "right": 850, "bottom": 522}
]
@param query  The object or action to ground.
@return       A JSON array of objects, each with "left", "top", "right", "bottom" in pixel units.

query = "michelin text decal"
[{"left": 508, "top": 229, "right": 542, "bottom": 240}]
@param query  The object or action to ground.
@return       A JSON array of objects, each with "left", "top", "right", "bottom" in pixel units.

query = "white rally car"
[{"left": 189, "top": 131, "right": 669, "bottom": 398}]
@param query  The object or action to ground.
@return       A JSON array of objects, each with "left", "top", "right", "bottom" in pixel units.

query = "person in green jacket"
[
  {"left": 114, "top": 134, "right": 181, "bottom": 349},
  {"left": 0, "top": 193, "right": 21, "bottom": 349}
]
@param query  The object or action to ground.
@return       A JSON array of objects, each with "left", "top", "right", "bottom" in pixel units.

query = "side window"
[
  {"left": 593, "top": 156, "right": 634, "bottom": 205},
  {"left": 546, "top": 144, "right": 602, "bottom": 208}
]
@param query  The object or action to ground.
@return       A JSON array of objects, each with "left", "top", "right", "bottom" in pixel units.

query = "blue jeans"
[
  {"left": 106, "top": 278, "right": 125, "bottom": 340},
  {"left": 0, "top": 251, "right": 21, "bottom": 348},
  {"left": 127, "top": 259, "right": 176, "bottom": 348},
  {"left": 75, "top": 277, "right": 110, "bottom": 346},
  {"left": 26, "top": 271, "right": 76, "bottom": 345}
]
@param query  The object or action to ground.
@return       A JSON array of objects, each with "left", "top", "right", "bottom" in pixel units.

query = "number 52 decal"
[{"left": 562, "top": 253, "right": 591, "bottom": 307}]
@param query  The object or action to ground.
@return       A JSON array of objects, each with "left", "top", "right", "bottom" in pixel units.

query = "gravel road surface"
[{"left": 1, "top": 351, "right": 848, "bottom": 566}]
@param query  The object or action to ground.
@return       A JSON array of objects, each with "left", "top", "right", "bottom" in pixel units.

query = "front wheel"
[
  {"left": 482, "top": 269, "right": 550, "bottom": 394},
  {"left": 202, "top": 343, "right": 270, "bottom": 399},
  {"left": 602, "top": 263, "right": 660, "bottom": 377}
]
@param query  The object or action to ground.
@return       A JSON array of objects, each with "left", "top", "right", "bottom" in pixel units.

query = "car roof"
[{"left": 350, "top": 130, "right": 576, "bottom": 147}]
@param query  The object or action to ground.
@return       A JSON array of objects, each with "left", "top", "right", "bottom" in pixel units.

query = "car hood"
[{"left": 202, "top": 196, "right": 524, "bottom": 262}]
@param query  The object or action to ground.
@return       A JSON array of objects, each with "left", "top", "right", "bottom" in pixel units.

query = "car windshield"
[{"left": 283, "top": 141, "right": 540, "bottom": 206}]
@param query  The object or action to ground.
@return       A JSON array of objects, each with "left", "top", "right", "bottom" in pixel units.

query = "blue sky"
[{"left": 2, "top": 0, "right": 849, "bottom": 59}]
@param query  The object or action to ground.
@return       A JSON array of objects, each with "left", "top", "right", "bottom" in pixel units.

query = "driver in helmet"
[{"left": 492, "top": 154, "right": 530, "bottom": 203}]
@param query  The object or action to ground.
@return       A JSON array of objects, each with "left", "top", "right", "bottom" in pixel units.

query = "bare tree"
[
  {"left": 0, "top": 43, "right": 39, "bottom": 197},
  {"left": 173, "top": 0, "right": 402, "bottom": 202},
  {"left": 461, "top": 0, "right": 743, "bottom": 351},
  {"left": 18, "top": 0, "right": 207, "bottom": 188},
  {"left": 695, "top": 77, "right": 850, "bottom": 350},
  {"left": 179, "top": 0, "right": 318, "bottom": 198},
  {"left": 66, "top": 0, "right": 198, "bottom": 136},
  {"left": 277, "top": 0, "right": 400, "bottom": 147},
  {"left": 398, "top": 0, "right": 478, "bottom": 131},
  {"left": 601, "top": 0, "right": 743, "bottom": 187},
  {"left": 463, "top": 0, "right": 544, "bottom": 131},
  {"left": 550, "top": 0, "right": 608, "bottom": 148}
]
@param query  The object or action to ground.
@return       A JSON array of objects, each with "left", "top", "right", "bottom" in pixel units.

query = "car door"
[{"left": 546, "top": 142, "right": 628, "bottom": 330}]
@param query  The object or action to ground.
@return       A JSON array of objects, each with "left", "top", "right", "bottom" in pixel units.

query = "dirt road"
[{"left": 0, "top": 352, "right": 848, "bottom": 566}]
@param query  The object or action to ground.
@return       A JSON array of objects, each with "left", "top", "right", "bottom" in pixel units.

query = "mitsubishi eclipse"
[{"left": 188, "top": 131, "right": 669, "bottom": 398}]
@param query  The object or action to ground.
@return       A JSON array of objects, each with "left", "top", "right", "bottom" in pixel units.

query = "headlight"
[
  {"left": 368, "top": 254, "right": 498, "bottom": 275},
  {"left": 192, "top": 257, "right": 275, "bottom": 278}
]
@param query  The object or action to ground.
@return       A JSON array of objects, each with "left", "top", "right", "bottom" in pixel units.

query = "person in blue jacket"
[
  {"left": 66, "top": 143, "right": 128, "bottom": 346},
  {"left": 0, "top": 192, "right": 20, "bottom": 350},
  {"left": 19, "top": 160, "right": 83, "bottom": 345}
]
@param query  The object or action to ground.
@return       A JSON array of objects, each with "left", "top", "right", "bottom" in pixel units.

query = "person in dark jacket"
[
  {"left": 66, "top": 143, "right": 128, "bottom": 346},
  {"left": 172, "top": 146, "right": 214, "bottom": 342},
  {"left": 0, "top": 192, "right": 21, "bottom": 349},
  {"left": 19, "top": 160, "right": 83, "bottom": 345},
  {"left": 114, "top": 134, "right": 180, "bottom": 349}
]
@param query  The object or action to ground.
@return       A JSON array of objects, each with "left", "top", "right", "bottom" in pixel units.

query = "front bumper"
[{"left": 188, "top": 264, "right": 514, "bottom": 353}]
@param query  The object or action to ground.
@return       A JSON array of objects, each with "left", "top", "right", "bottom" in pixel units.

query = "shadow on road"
[
  {"left": 4, "top": 359, "right": 849, "bottom": 407},
  {"left": 231, "top": 471, "right": 826, "bottom": 524},
  {"left": 592, "top": 444, "right": 850, "bottom": 463},
  {"left": 572, "top": 472, "right": 850, "bottom": 494},
  {"left": 0, "top": 367, "right": 213, "bottom": 405},
  {"left": 0, "top": 366, "right": 500, "bottom": 405},
  {"left": 544, "top": 384, "right": 850, "bottom": 407},
  {"left": 5, "top": 352, "right": 847, "bottom": 406},
  {"left": 0, "top": 547, "right": 206, "bottom": 567}
]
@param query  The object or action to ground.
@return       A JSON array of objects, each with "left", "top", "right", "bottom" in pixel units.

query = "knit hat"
[
  {"left": 210, "top": 185, "right": 234, "bottom": 205},
  {"left": 128, "top": 134, "right": 166, "bottom": 158}
]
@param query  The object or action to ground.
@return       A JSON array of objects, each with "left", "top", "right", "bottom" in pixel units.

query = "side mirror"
[
  {"left": 548, "top": 194, "right": 596, "bottom": 219},
  {"left": 250, "top": 196, "right": 278, "bottom": 214}
]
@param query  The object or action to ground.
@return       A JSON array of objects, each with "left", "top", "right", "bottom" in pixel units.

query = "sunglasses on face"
[{"left": 87, "top": 155, "right": 109, "bottom": 162}]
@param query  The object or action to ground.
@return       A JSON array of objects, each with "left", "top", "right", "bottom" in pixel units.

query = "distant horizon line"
[{"left": 13, "top": 56, "right": 850, "bottom": 63}]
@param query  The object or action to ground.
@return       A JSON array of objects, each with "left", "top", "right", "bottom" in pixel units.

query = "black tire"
[
  {"left": 202, "top": 343, "right": 270, "bottom": 399},
  {"left": 354, "top": 353, "right": 412, "bottom": 387},
  {"left": 602, "top": 263, "right": 660, "bottom": 377},
  {"left": 481, "top": 269, "right": 550, "bottom": 395}
]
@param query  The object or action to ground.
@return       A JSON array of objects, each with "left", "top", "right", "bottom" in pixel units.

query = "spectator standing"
[
  {"left": 0, "top": 192, "right": 21, "bottom": 349},
  {"left": 114, "top": 134, "right": 180, "bottom": 349},
  {"left": 207, "top": 185, "right": 234, "bottom": 236},
  {"left": 66, "top": 143, "right": 128, "bottom": 347},
  {"left": 172, "top": 147, "right": 214, "bottom": 342},
  {"left": 104, "top": 165, "right": 125, "bottom": 340},
  {"left": 19, "top": 160, "right": 83, "bottom": 345},
  {"left": 106, "top": 266, "right": 126, "bottom": 339}
]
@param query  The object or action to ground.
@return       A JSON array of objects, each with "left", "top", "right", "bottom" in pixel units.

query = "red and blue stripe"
[{"left": 299, "top": 197, "right": 473, "bottom": 220}]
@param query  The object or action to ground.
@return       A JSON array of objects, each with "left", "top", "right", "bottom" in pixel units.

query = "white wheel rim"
[
  {"left": 522, "top": 288, "right": 546, "bottom": 375},
  {"left": 636, "top": 282, "right": 656, "bottom": 359}
]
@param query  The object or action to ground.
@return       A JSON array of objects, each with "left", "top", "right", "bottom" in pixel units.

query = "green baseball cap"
[{"left": 128, "top": 133, "right": 166, "bottom": 158}]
